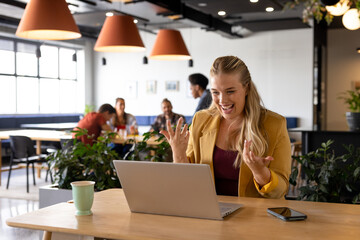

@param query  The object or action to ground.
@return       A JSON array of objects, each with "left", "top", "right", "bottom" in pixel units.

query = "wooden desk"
[
  {"left": 6, "top": 189, "right": 360, "bottom": 240},
  {"left": 0, "top": 130, "right": 160, "bottom": 185},
  {"left": 21, "top": 122, "right": 78, "bottom": 131}
]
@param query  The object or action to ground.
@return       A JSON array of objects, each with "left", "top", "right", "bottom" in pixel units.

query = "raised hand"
[
  {"left": 160, "top": 117, "right": 190, "bottom": 163},
  {"left": 242, "top": 139, "right": 273, "bottom": 187}
]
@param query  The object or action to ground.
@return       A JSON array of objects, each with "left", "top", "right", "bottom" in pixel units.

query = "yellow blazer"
[{"left": 186, "top": 110, "right": 291, "bottom": 198}]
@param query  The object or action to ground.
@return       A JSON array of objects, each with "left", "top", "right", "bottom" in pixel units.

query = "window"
[
  {"left": 40, "top": 78, "right": 60, "bottom": 113},
  {"left": 0, "top": 36, "right": 82, "bottom": 114},
  {"left": 0, "top": 39, "right": 15, "bottom": 74},
  {"left": 60, "top": 80, "right": 77, "bottom": 113},
  {"left": 17, "top": 77, "right": 39, "bottom": 113},
  {"left": 0, "top": 76, "right": 16, "bottom": 114},
  {"left": 40, "top": 45, "right": 58, "bottom": 78},
  {"left": 59, "top": 48, "right": 76, "bottom": 80},
  {"left": 16, "top": 42, "right": 37, "bottom": 76}
]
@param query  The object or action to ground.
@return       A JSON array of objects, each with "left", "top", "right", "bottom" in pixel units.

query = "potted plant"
[
  {"left": 40, "top": 128, "right": 121, "bottom": 208},
  {"left": 289, "top": 140, "right": 360, "bottom": 203},
  {"left": 125, "top": 131, "right": 171, "bottom": 162},
  {"left": 338, "top": 89, "right": 360, "bottom": 131}
]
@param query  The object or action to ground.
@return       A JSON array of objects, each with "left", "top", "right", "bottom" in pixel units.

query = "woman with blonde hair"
[{"left": 161, "top": 56, "right": 291, "bottom": 198}]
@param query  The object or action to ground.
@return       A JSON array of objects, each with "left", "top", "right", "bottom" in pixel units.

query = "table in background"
[
  {"left": 0, "top": 130, "right": 160, "bottom": 185},
  {"left": 0, "top": 129, "right": 72, "bottom": 185},
  {"left": 20, "top": 122, "right": 78, "bottom": 131},
  {"left": 6, "top": 189, "right": 360, "bottom": 240}
]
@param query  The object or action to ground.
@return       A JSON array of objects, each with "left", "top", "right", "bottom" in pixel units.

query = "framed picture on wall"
[
  {"left": 125, "top": 81, "right": 138, "bottom": 99},
  {"left": 146, "top": 80, "right": 157, "bottom": 94},
  {"left": 165, "top": 81, "right": 179, "bottom": 92}
]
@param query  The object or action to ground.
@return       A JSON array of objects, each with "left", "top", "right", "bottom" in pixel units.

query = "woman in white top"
[{"left": 112, "top": 98, "right": 138, "bottom": 135}]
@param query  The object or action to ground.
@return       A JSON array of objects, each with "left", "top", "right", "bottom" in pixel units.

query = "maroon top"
[
  {"left": 213, "top": 145, "right": 239, "bottom": 196},
  {"left": 72, "top": 112, "right": 106, "bottom": 146}
]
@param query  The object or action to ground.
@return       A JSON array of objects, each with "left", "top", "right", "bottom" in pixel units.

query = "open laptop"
[{"left": 113, "top": 160, "right": 242, "bottom": 220}]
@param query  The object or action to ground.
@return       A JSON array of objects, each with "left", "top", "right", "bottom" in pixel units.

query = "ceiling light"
[
  {"left": 342, "top": 8, "right": 360, "bottom": 30},
  {"left": 167, "top": 14, "right": 182, "bottom": 20},
  {"left": 16, "top": 0, "right": 81, "bottom": 40},
  {"left": 326, "top": 0, "right": 350, "bottom": 16},
  {"left": 198, "top": 3, "right": 207, "bottom": 7},
  {"left": 266, "top": 7, "right": 274, "bottom": 12},
  {"left": 218, "top": 11, "right": 226, "bottom": 16},
  {"left": 149, "top": 29, "right": 191, "bottom": 61},
  {"left": 94, "top": 15, "right": 145, "bottom": 52},
  {"left": 106, "top": 12, "right": 114, "bottom": 17},
  {"left": 250, "top": 0, "right": 259, "bottom": 3},
  {"left": 133, "top": 19, "right": 138, "bottom": 24}
]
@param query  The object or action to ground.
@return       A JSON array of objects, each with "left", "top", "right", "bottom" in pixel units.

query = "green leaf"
[
  {"left": 354, "top": 167, "right": 360, "bottom": 178},
  {"left": 289, "top": 167, "right": 298, "bottom": 186},
  {"left": 353, "top": 193, "right": 360, "bottom": 204},
  {"left": 345, "top": 184, "right": 353, "bottom": 192},
  {"left": 318, "top": 184, "right": 328, "bottom": 194}
]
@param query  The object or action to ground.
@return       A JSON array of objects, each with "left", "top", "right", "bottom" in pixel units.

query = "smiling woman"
[{"left": 160, "top": 56, "right": 292, "bottom": 199}]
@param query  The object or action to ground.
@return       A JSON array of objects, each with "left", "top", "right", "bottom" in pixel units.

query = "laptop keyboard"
[
  {"left": 220, "top": 207, "right": 233, "bottom": 217},
  {"left": 219, "top": 202, "right": 241, "bottom": 217},
  {"left": 220, "top": 206, "right": 233, "bottom": 213}
]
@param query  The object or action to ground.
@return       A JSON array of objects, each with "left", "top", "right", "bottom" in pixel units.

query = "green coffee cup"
[{"left": 70, "top": 181, "right": 95, "bottom": 216}]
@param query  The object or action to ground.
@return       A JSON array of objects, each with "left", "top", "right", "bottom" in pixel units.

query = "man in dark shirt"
[
  {"left": 73, "top": 103, "right": 116, "bottom": 145},
  {"left": 151, "top": 98, "right": 185, "bottom": 133},
  {"left": 188, "top": 73, "right": 212, "bottom": 113}
]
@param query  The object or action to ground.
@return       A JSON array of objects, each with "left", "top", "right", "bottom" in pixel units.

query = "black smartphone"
[{"left": 267, "top": 207, "right": 307, "bottom": 221}]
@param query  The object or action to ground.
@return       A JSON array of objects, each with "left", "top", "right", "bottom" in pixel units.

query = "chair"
[{"left": 6, "top": 135, "right": 53, "bottom": 193}]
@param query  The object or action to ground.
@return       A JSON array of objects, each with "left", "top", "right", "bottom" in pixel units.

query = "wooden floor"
[{"left": 0, "top": 168, "right": 43, "bottom": 240}]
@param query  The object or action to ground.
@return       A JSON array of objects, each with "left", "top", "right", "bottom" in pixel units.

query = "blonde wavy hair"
[{"left": 208, "top": 56, "right": 268, "bottom": 168}]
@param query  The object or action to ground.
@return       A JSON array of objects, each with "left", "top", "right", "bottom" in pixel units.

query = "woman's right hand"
[{"left": 160, "top": 118, "right": 190, "bottom": 163}]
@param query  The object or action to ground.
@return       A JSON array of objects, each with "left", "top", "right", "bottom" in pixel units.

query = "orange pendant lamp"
[
  {"left": 150, "top": 29, "right": 191, "bottom": 60},
  {"left": 16, "top": 0, "right": 81, "bottom": 40},
  {"left": 94, "top": 15, "right": 145, "bottom": 52}
]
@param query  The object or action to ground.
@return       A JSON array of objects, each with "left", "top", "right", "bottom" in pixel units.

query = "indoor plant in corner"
[
  {"left": 338, "top": 89, "right": 360, "bottom": 131},
  {"left": 289, "top": 140, "right": 360, "bottom": 203},
  {"left": 40, "top": 128, "right": 121, "bottom": 208}
]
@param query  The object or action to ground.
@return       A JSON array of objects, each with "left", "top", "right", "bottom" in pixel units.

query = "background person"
[
  {"left": 73, "top": 103, "right": 115, "bottom": 145},
  {"left": 112, "top": 98, "right": 138, "bottom": 135},
  {"left": 161, "top": 56, "right": 291, "bottom": 199},
  {"left": 150, "top": 98, "right": 185, "bottom": 133},
  {"left": 189, "top": 73, "right": 212, "bottom": 113}
]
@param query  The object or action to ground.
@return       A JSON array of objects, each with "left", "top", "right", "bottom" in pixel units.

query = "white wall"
[
  {"left": 327, "top": 29, "right": 360, "bottom": 130},
  {"left": 93, "top": 28, "right": 314, "bottom": 127}
]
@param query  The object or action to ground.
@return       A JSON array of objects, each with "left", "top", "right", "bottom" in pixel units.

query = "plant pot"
[
  {"left": 39, "top": 184, "right": 73, "bottom": 208},
  {"left": 346, "top": 112, "right": 360, "bottom": 131}
]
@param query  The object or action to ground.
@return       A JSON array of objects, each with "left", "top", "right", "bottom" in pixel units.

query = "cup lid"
[{"left": 70, "top": 181, "right": 95, "bottom": 187}]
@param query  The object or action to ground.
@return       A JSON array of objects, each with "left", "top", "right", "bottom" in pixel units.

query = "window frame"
[{"left": 0, "top": 36, "right": 82, "bottom": 114}]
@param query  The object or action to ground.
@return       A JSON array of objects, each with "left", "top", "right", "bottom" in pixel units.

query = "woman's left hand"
[{"left": 242, "top": 139, "right": 273, "bottom": 187}]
